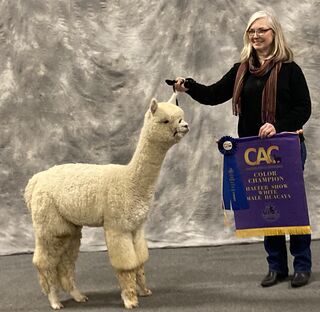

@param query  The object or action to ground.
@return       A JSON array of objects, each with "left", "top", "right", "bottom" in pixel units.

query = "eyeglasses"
[{"left": 247, "top": 28, "right": 272, "bottom": 37}]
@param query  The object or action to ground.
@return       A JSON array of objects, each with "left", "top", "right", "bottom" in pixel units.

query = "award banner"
[{"left": 218, "top": 133, "right": 311, "bottom": 238}]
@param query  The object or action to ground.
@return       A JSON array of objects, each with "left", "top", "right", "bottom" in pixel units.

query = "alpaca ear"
[
  {"left": 150, "top": 98, "right": 158, "bottom": 114},
  {"left": 168, "top": 93, "right": 177, "bottom": 105}
]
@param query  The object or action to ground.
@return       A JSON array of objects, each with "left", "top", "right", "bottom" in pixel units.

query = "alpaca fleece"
[{"left": 25, "top": 94, "right": 189, "bottom": 309}]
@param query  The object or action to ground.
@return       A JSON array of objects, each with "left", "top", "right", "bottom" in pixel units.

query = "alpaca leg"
[
  {"left": 133, "top": 228, "right": 151, "bottom": 296},
  {"left": 116, "top": 269, "right": 139, "bottom": 309},
  {"left": 57, "top": 228, "right": 88, "bottom": 303},
  {"left": 105, "top": 229, "right": 139, "bottom": 308},
  {"left": 33, "top": 237, "right": 66, "bottom": 310},
  {"left": 105, "top": 229, "right": 139, "bottom": 270},
  {"left": 133, "top": 227, "right": 149, "bottom": 264},
  {"left": 136, "top": 264, "right": 152, "bottom": 297}
]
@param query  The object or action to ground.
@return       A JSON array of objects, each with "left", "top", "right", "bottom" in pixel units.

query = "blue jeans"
[{"left": 264, "top": 142, "right": 312, "bottom": 273}]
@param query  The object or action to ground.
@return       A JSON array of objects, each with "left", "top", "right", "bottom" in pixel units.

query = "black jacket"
[{"left": 186, "top": 62, "right": 311, "bottom": 138}]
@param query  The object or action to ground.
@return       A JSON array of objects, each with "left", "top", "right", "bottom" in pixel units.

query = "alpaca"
[{"left": 24, "top": 94, "right": 189, "bottom": 310}]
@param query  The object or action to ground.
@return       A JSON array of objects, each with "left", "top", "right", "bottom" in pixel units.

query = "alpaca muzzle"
[{"left": 174, "top": 121, "right": 189, "bottom": 138}]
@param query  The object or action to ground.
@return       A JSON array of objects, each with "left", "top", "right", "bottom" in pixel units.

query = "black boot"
[
  {"left": 291, "top": 272, "right": 310, "bottom": 287},
  {"left": 261, "top": 271, "right": 288, "bottom": 287}
]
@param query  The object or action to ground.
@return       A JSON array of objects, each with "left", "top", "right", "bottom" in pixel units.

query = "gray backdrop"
[{"left": 0, "top": 0, "right": 319, "bottom": 255}]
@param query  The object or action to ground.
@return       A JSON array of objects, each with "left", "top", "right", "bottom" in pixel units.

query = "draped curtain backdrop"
[{"left": 0, "top": 0, "right": 319, "bottom": 255}]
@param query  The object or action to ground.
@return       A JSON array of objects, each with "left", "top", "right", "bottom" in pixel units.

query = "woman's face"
[{"left": 248, "top": 17, "right": 274, "bottom": 55}]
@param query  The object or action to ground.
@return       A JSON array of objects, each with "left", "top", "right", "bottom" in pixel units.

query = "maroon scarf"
[{"left": 232, "top": 58, "right": 282, "bottom": 124}]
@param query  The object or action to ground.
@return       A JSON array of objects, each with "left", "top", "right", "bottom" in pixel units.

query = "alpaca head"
[{"left": 144, "top": 94, "right": 189, "bottom": 146}]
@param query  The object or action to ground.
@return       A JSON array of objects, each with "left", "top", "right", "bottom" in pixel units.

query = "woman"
[{"left": 174, "top": 10, "right": 312, "bottom": 288}]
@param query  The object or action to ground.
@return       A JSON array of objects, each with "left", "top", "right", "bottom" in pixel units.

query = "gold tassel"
[{"left": 236, "top": 226, "right": 311, "bottom": 238}]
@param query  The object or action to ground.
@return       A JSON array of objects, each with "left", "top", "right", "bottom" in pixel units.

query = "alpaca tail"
[{"left": 24, "top": 174, "right": 38, "bottom": 212}]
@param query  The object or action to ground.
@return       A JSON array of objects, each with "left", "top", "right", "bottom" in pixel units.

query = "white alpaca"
[{"left": 24, "top": 94, "right": 189, "bottom": 310}]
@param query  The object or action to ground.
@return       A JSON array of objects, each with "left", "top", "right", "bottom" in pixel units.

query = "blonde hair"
[{"left": 240, "top": 10, "right": 293, "bottom": 63}]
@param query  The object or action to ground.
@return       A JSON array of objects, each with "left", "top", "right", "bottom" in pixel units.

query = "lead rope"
[{"left": 165, "top": 79, "right": 179, "bottom": 106}]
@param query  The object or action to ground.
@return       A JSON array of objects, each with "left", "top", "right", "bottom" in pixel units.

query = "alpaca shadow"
[
  {"left": 60, "top": 287, "right": 218, "bottom": 310},
  {"left": 138, "top": 285, "right": 223, "bottom": 309},
  {"left": 61, "top": 290, "right": 122, "bottom": 309}
]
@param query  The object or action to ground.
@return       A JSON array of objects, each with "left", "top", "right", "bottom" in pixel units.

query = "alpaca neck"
[{"left": 128, "top": 129, "right": 171, "bottom": 191}]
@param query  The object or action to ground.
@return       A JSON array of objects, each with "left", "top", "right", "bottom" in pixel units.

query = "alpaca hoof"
[
  {"left": 48, "top": 292, "right": 64, "bottom": 310},
  {"left": 50, "top": 302, "right": 64, "bottom": 310},
  {"left": 74, "top": 294, "right": 88, "bottom": 303},
  {"left": 121, "top": 293, "right": 139, "bottom": 309},
  {"left": 124, "top": 301, "right": 139, "bottom": 309},
  {"left": 71, "top": 289, "right": 88, "bottom": 303},
  {"left": 138, "top": 288, "right": 152, "bottom": 297}
]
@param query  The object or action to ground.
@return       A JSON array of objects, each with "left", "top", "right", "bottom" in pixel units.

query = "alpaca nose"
[{"left": 181, "top": 122, "right": 189, "bottom": 132}]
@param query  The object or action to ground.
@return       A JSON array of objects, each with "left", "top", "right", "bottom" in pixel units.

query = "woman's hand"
[
  {"left": 174, "top": 77, "right": 189, "bottom": 92},
  {"left": 259, "top": 123, "right": 276, "bottom": 138}
]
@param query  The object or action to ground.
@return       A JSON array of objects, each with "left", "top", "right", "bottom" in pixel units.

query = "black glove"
[{"left": 183, "top": 78, "right": 196, "bottom": 89}]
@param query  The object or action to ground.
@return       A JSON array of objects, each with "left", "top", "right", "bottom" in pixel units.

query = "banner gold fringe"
[{"left": 236, "top": 226, "right": 311, "bottom": 238}]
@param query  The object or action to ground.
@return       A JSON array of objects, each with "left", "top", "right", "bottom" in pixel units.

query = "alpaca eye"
[{"left": 162, "top": 120, "right": 169, "bottom": 124}]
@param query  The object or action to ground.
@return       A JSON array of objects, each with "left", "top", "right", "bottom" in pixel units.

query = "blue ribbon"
[{"left": 218, "top": 136, "right": 249, "bottom": 210}]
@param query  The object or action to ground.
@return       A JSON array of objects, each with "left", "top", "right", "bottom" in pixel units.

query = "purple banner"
[{"left": 221, "top": 133, "right": 311, "bottom": 237}]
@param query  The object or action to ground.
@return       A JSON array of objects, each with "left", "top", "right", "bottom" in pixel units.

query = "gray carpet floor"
[{"left": 1, "top": 240, "right": 319, "bottom": 312}]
